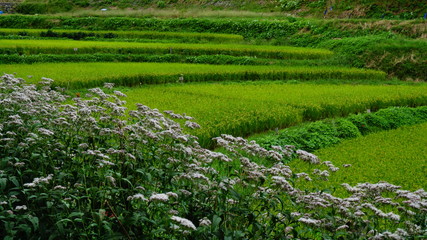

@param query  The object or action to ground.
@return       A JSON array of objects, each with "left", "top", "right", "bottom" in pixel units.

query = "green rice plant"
[
  {"left": 0, "top": 53, "right": 332, "bottom": 66},
  {"left": 289, "top": 123, "right": 427, "bottom": 193},
  {"left": 0, "top": 28, "right": 245, "bottom": 42},
  {"left": 0, "top": 39, "right": 333, "bottom": 59},
  {"left": 120, "top": 82, "right": 427, "bottom": 148},
  {"left": 0, "top": 62, "right": 386, "bottom": 89}
]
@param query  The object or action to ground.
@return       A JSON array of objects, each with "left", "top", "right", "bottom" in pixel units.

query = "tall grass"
[
  {"left": 289, "top": 123, "right": 427, "bottom": 195},
  {"left": 0, "top": 39, "right": 333, "bottom": 59},
  {"left": 121, "top": 82, "right": 427, "bottom": 148},
  {"left": 0, "top": 62, "right": 386, "bottom": 89},
  {"left": 0, "top": 28, "right": 244, "bottom": 42}
]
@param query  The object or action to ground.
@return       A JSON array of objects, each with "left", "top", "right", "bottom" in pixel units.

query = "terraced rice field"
[
  {"left": 121, "top": 82, "right": 427, "bottom": 147},
  {"left": 289, "top": 123, "right": 427, "bottom": 193},
  {"left": 1, "top": 62, "right": 385, "bottom": 88},
  {"left": 0, "top": 39, "right": 333, "bottom": 59},
  {"left": 0, "top": 28, "right": 245, "bottom": 42}
]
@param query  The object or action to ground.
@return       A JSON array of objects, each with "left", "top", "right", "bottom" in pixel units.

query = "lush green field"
[
  {"left": 289, "top": 123, "right": 427, "bottom": 193},
  {"left": 121, "top": 82, "right": 427, "bottom": 147},
  {"left": 0, "top": 39, "right": 333, "bottom": 59},
  {"left": 0, "top": 28, "right": 244, "bottom": 42},
  {"left": 1, "top": 62, "right": 385, "bottom": 88},
  {"left": 1, "top": 7, "right": 426, "bottom": 239}
]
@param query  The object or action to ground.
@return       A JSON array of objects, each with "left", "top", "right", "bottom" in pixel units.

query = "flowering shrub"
[{"left": 0, "top": 74, "right": 426, "bottom": 239}]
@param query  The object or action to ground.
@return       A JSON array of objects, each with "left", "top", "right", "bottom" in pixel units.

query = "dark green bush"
[
  {"left": 256, "top": 106, "right": 427, "bottom": 151},
  {"left": 335, "top": 119, "right": 361, "bottom": 138},
  {"left": 15, "top": 3, "right": 48, "bottom": 14}
]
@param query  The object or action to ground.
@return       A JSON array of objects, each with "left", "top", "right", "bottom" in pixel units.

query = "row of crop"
[
  {"left": 0, "top": 39, "right": 333, "bottom": 59},
  {"left": 0, "top": 28, "right": 244, "bottom": 42},
  {"left": 0, "top": 15, "right": 424, "bottom": 39},
  {"left": 0, "top": 53, "right": 266, "bottom": 65},
  {"left": 167, "top": 82, "right": 426, "bottom": 119},
  {"left": 1, "top": 53, "right": 339, "bottom": 67},
  {"left": 2, "top": 62, "right": 386, "bottom": 89},
  {"left": 120, "top": 82, "right": 427, "bottom": 148}
]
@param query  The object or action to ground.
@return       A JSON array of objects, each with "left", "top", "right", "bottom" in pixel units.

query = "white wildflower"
[
  {"left": 166, "top": 192, "right": 178, "bottom": 199},
  {"left": 23, "top": 183, "right": 36, "bottom": 188},
  {"left": 38, "top": 128, "right": 54, "bottom": 136},
  {"left": 227, "top": 199, "right": 238, "bottom": 205},
  {"left": 150, "top": 193, "right": 169, "bottom": 202},
  {"left": 15, "top": 205, "right": 27, "bottom": 211},
  {"left": 54, "top": 185, "right": 66, "bottom": 190},
  {"left": 199, "top": 218, "right": 212, "bottom": 227},
  {"left": 298, "top": 217, "right": 321, "bottom": 226},
  {"left": 336, "top": 225, "right": 349, "bottom": 231},
  {"left": 179, "top": 189, "right": 192, "bottom": 196},
  {"left": 97, "top": 159, "right": 115, "bottom": 167},
  {"left": 291, "top": 212, "right": 301, "bottom": 217},
  {"left": 114, "top": 90, "right": 127, "bottom": 97},
  {"left": 296, "top": 150, "right": 320, "bottom": 164},
  {"left": 103, "top": 82, "right": 115, "bottom": 89},
  {"left": 171, "top": 216, "right": 196, "bottom": 230},
  {"left": 106, "top": 176, "right": 116, "bottom": 186},
  {"left": 13, "top": 162, "right": 25, "bottom": 167},
  {"left": 185, "top": 121, "right": 201, "bottom": 129},
  {"left": 127, "top": 194, "right": 148, "bottom": 201}
]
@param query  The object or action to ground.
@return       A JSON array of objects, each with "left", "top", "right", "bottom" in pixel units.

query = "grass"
[
  {"left": 0, "top": 28, "right": 244, "bottom": 42},
  {"left": 0, "top": 62, "right": 386, "bottom": 89},
  {"left": 290, "top": 123, "right": 427, "bottom": 194},
  {"left": 118, "top": 82, "right": 427, "bottom": 148},
  {"left": 0, "top": 39, "right": 333, "bottom": 59},
  {"left": 49, "top": 8, "right": 287, "bottom": 19}
]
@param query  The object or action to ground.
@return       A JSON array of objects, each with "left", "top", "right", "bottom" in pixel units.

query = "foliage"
[
  {"left": 0, "top": 39, "right": 333, "bottom": 59},
  {"left": 0, "top": 15, "right": 424, "bottom": 39},
  {"left": 317, "top": 34, "right": 427, "bottom": 81},
  {"left": 276, "top": 0, "right": 427, "bottom": 19},
  {"left": 0, "top": 62, "right": 386, "bottom": 89},
  {"left": 122, "top": 82, "right": 427, "bottom": 148},
  {"left": 1, "top": 74, "right": 426, "bottom": 239},
  {"left": 0, "top": 53, "right": 268, "bottom": 65},
  {"left": 16, "top": 0, "right": 72, "bottom": 14},
  {"left": 0, "top": 28, "right": 244, "bottom": 43},
  {"left": 255, "top": 106, "right": 427, "bottom": 152},
  {"left": 278, "top": 0, "right": 303, "bottom": 11}
]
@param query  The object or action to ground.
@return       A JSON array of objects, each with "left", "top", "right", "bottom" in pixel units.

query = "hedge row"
[
  {"left": 254, "top": 106, "right": 427, "bottom": 152},
  {"left": 0, "top": 15, "right": 424, "bottom": 39}
]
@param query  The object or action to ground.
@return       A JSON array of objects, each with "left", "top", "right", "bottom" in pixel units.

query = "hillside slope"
[{"left": 7, "top": 0, "right": 427, "bottom": 19}]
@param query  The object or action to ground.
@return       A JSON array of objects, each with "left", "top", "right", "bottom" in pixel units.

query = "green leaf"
[
  {"left": 0, "top": 178, "right": 7, "bottom": 190},
  {"left": 28, "top": 215, "right": 39, "bottom": 230},
  {"left": 9, "top": 176, "right": 19, "bottom": 187}
]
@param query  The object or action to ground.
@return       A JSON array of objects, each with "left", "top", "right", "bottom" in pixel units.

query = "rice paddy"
[
  {"left": 0, "top": 39, "right": 333, "bottom": 59},
  {"left": 1, "top": 62, "right": 386, "bottom": 88},
  {"left": 121, "top": 82, "right": 427, "bottom": 147},
  {"left": 0, "top": 28, "right": 245, "bottom": 42},
  {"left": 289, "top": 123, "right": 427, "bottom": 193}
]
